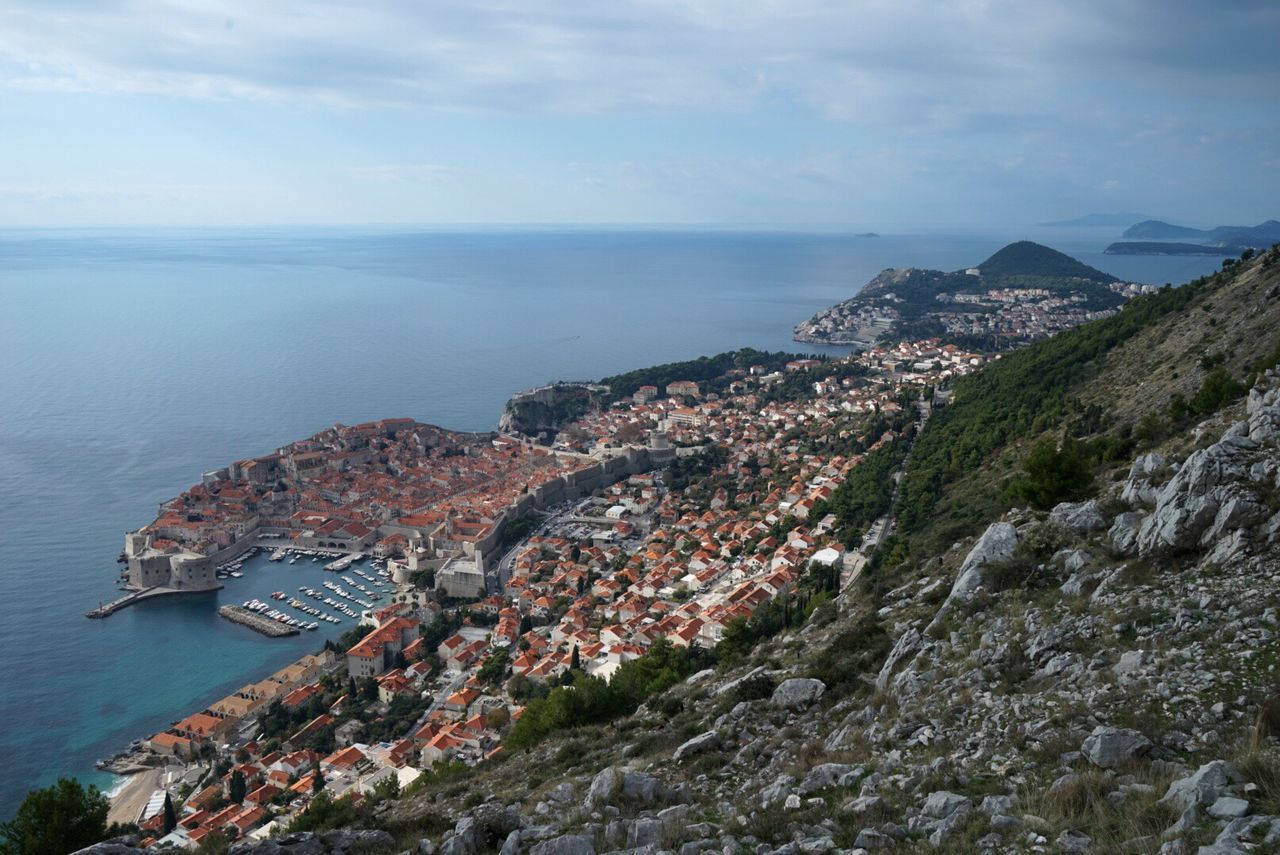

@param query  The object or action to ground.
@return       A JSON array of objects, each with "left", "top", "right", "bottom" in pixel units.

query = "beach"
[{"left": 107, "top": 768, "right": 160, "bottom": 827}]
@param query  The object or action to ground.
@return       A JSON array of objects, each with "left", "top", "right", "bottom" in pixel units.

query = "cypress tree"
[{"left": 162, "top": 793, "right": 177, "bottom": 835}]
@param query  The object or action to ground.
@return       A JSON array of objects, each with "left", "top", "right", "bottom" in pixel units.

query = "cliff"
[{"left": 498, "top": 383, "right": 603, "bottom": 437}]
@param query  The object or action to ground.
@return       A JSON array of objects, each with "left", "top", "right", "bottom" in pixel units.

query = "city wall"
[{"left": 472, "top": 445, "right": 675, "bottom": 569}]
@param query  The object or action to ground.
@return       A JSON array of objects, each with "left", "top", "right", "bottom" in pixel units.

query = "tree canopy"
[{"left": 0, "top": 778, "right": 109, "bottom": 855}]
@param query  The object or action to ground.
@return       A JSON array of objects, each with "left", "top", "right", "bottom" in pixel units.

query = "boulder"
[
  {"left": 922, "top": 790, "right": 972, "bottom": 818},
  {"left": 799, "top": 763, "right": 859, "bottom": 793},
  {"left": 1049, "top": 500, "right": 1107, "bottom": 533},
  {"left": 1056, "top": 830, "right": 1092, "bottom": 853},
  {"left": 584, "top": 766, "right": 620, "bottom": 811},
  {"left": 874, "top": 628, "right": 922, "bottom": 692},
  {"left": 72, "top": 840, "right": 145, "bottom": 855},
  {"left": 1081, "top": 726, "right": 1151, "bottom": 769},
  {"left": 1207, "top": 796, "right": 1250, "bottom": 819},
  {"left": 673, "top": 730, "right": 720, "bottom": 761},
  {"left": 760, "top": 774, "right": 795, "bottom": 807},
  {"left": 1160, "top": 760, "right": 1241, "bottom": 810},
  {"left": 771, "top": 677, "right": 826, "bottom": 709},
  {"left": 854, "top": 828, "right": 892, "bottom": 849},
  {"left": 925, "top": 522, "right": 1019, "bottom": 633},
  {"left": 980, "top": 794, "right": 1017, "bottom": 816},
  {"left": 529, "top": 834, "right": 596, "bottom": 855},
  {"left": 1113, "top": 649, "right": 1148, "bottom": 681},
  {"left": 1122, "top": 453, "right": 1165, "bottom": 506},
  {"left": 1109, "top": 512, "right": 1144, "bottom": 556}
]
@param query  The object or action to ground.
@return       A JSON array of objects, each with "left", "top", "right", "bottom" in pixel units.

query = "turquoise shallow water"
[{"left": 0, "top": 227, "right": 1221, "bottom": 819}]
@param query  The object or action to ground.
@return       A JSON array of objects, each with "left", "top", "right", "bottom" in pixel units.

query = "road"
[{"left": 840, "top": 398, "right": 930, "bottom": 594}]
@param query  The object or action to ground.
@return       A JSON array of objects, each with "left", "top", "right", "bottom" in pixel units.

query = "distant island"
[
  {"left": 1104, "top": 241, "right": 1237, "bottom": 257},
  {"left": 1105, "top": 219, "right": 1280, "bottom": 255},
  {"left": 794, "top": 240, "right": 1153, "bottom": 349}
]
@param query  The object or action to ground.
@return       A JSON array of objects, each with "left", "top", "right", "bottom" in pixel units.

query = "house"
[
  {"left": 346, "top": 616, "right": 420, "bottom": 678},
  {"left": 321, "top": 745, "right": 369, "bottom": 777}
]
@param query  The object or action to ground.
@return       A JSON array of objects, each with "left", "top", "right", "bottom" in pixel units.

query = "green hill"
[{"left": 975, "top": 240, "right": 1117, "bottom": 283}]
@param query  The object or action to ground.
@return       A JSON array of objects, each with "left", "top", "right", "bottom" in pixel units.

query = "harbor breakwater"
[{"left": 218, "top": 605, "right": 300, "bottom": 637}]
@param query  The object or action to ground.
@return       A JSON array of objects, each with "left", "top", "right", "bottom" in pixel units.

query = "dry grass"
[{"left": 1021, "top": 764, "right": 1179, "bottom": 851}]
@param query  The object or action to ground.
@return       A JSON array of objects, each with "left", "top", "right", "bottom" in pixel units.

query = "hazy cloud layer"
[{"left": 0, "top": 1, "right": 1276, "bottom": 225}]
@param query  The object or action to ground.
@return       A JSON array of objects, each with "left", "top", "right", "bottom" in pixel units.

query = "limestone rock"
[
  {"left": 1081, "top": 725, "right": 1152, "bottom": 769},
  {"left": 673, "top": 730, "right": 720, "bottom": 761},
  {"left": 529, "top": 834, "right": 596, "bottom": 855},
  {"left": 584, "top": 766, "right": 620, "bottom": 811},
  {"left": 1109, "top": 512, "right": 1144, "bottom": 556},
  {"left": 1049, "top": 499, "right": 1107, "bottom": 533},
  {"left": 922, "top": 790, "right": 972, "bottom": 818},
  {"left": 1207, "top": 796, "right": 1250, "bottom": 819},
  {"left": 771, "top": 677, "right": 826, "bottom": 709},
  {"left": 926, "top": 521, "right": 1019, "bottom": 633},
  {"left": 875, "top": 628, "right": 922, "bottom": 693},
  {"left": 1056, "top": 830, "right": 1092, "bottom": 853},
  {"left": 1160, "top": 760, "right": 1241, "bottom": 810}
]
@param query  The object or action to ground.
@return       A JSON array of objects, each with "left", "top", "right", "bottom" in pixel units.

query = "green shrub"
[{"left": 1008, "top": 436, "right": 1095, "bottom": 510}]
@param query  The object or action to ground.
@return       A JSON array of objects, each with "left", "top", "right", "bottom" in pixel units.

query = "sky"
[{"left": 0, "top": 1, "right": 1277, "bottom": 228}]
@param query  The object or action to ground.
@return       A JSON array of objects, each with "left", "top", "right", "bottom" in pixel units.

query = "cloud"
[{"left": 0, "top": 0, "right": 1275, "bottom": 122}]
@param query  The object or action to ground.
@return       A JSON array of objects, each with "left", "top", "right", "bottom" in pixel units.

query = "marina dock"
[
  {"left": 86, "top": 585, "right": 209, "bottom": 618},
  {"left": 218, "top": 604, "right": 300, "bottom": 637}
]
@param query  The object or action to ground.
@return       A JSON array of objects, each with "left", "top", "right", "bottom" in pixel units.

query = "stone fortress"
[{"left": 123, "top": 531, "right": 218, "bottom": 591}]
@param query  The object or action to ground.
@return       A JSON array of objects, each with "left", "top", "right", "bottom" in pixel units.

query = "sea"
[{"left": 0, "top": 226, "right": 1223, "bottom": 819}]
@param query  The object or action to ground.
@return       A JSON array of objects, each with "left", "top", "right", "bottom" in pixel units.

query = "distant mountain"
[
  {"left": 1110, "top": 219, "right": 1280, "bottom": 255},
  {"left": 1121, "top": 220, "right": 1208, "bottom": 240},
  {"left": 1037, "top": 212, "right": 1151, "bottom": 228},
  {"left": 976, "top": 240, "right": 1118, "bottom": 283},
  {"left": 1121, "top": 218, "right": 1280, "bottom": 248},
  {"left": 1204, "top": 220, "right": 1280, "bottom": 248}
]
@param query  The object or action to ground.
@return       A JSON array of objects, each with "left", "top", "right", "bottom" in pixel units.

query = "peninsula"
[
  {"left": 1104, "top": 218, "right": 1280, "bottom": 255},
  {"left": 112, "top": 418, "right": 674, "bottom": 615},
  {"left": 793, "top": 240, "right": 1151, "bottom": 348}
]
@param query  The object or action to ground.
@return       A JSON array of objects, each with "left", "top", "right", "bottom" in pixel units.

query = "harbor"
[{"left": 191, "top": 545, "right": 400, "bottom": 639}]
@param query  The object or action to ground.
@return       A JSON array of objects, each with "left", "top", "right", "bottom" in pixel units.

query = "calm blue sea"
[{"left": 0, "top": 227, "right": 1221, "bottom": 819}]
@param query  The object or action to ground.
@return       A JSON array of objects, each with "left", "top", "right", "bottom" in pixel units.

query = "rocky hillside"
[{"left": 84, "top": 249, "right": 1280, "bottom": 855}]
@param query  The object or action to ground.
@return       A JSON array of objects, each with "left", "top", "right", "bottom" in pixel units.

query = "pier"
[
  {"left": 218, "top": 604, "right": 300, "bottom": 637},
  {"left": 85, "top": 586, "right": 204, "bottom": 618}
]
